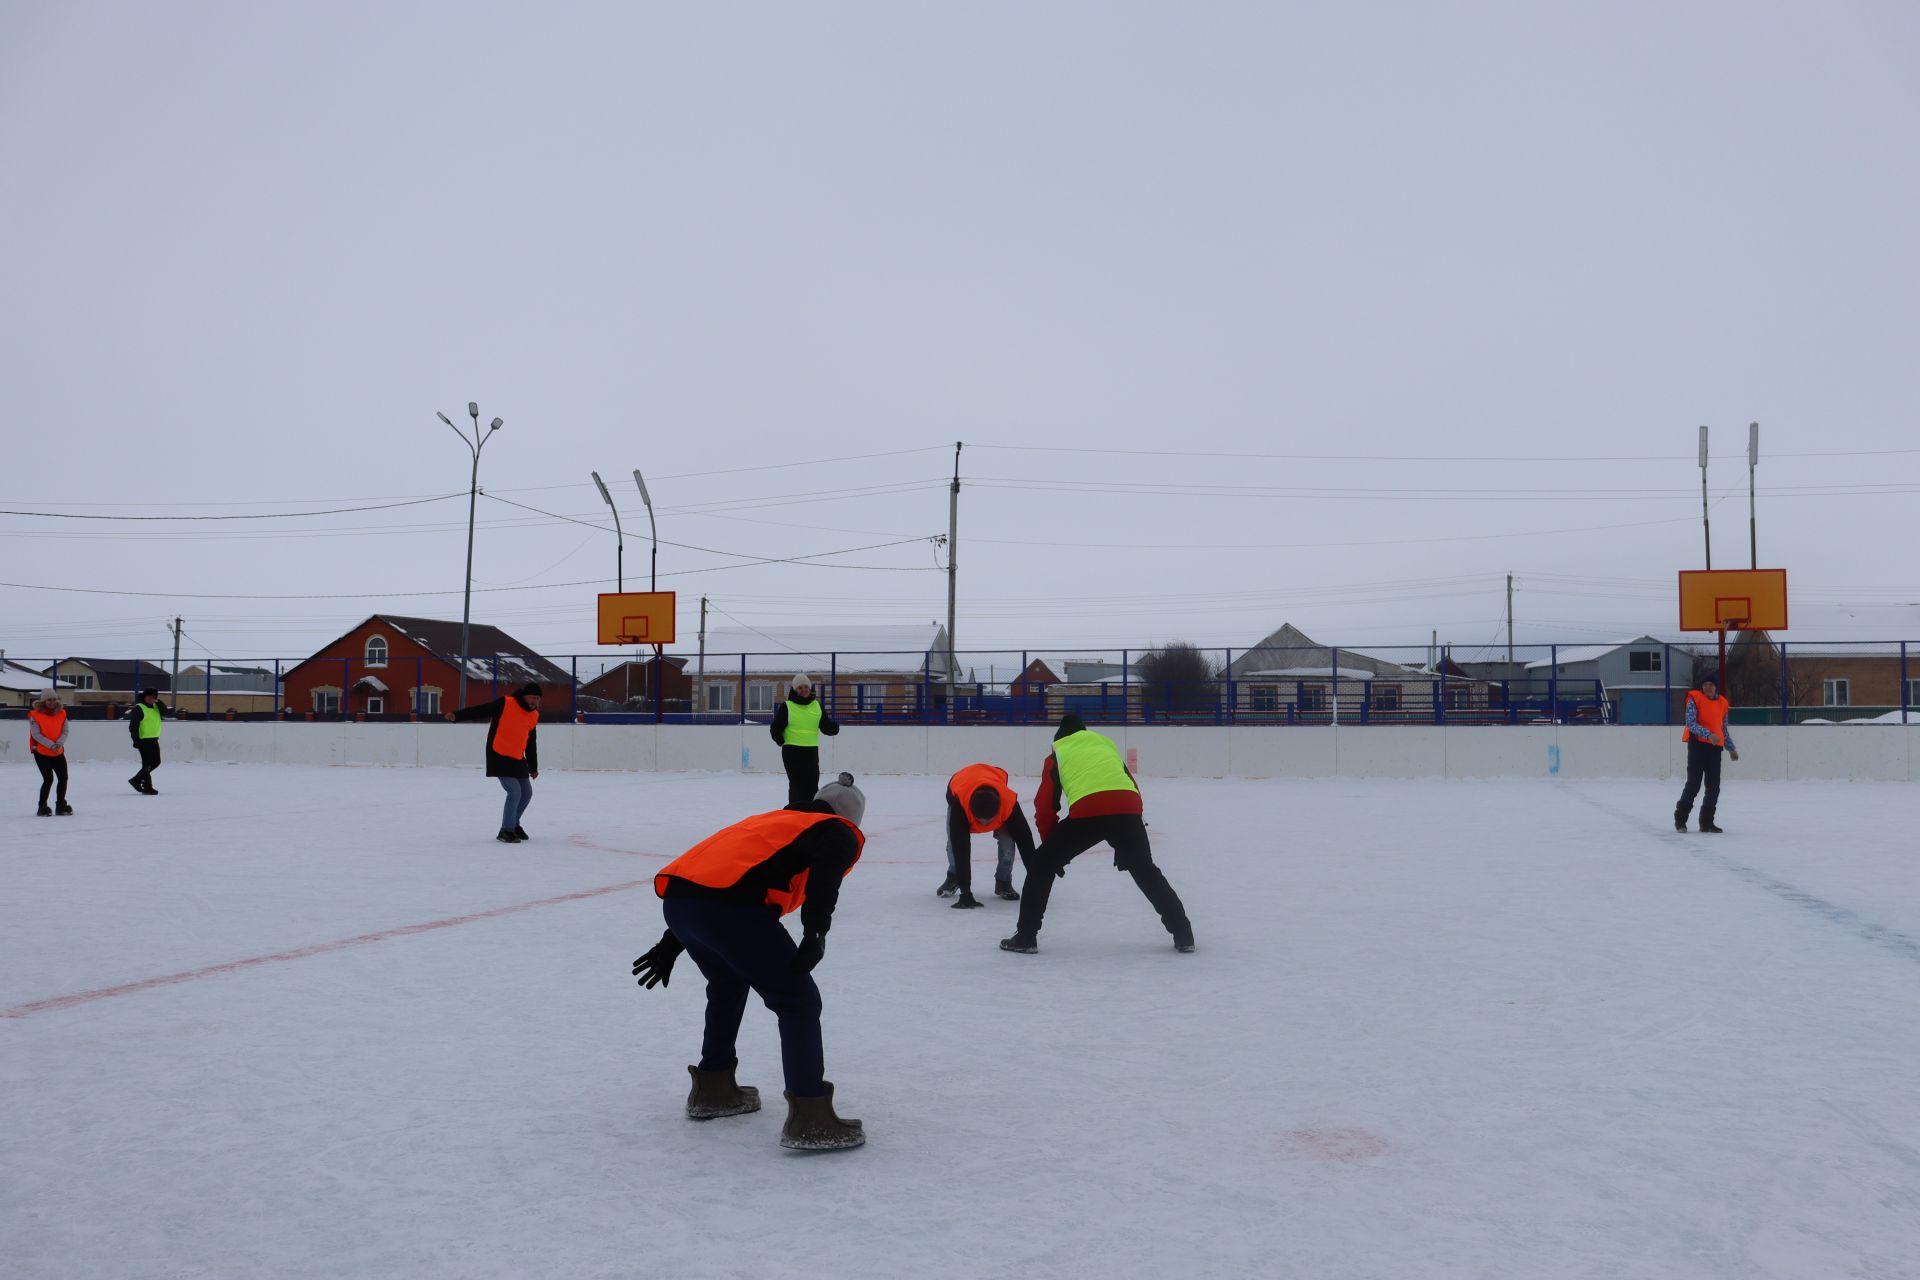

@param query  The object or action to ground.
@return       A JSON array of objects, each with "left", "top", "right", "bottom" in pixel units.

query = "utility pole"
[
  {"left": 169, "top": 616, "right": 182, "bottom": 697},
  {"left": 946, "top": 441, "right": 961, "bottom": 706},
  {"left": 1698, "top": 424, "right": 1712, "bottom": 569},
  {"left": 1506, "top": 574, "right": 1514, "bottom": 666},
  {"left": 697, "top": 595, "right": 708, "bottom": 718},
  {"left": 1747, "top": 421, "right": 1759, "bottom": 569},
  {"left": 436, "top": 403, "right": 504, "bottom": 709}
]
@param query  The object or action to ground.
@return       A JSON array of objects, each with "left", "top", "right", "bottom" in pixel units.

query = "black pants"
[
  {"left": 1015, "top": 813, "right": 1191, "bottom": 942},
  {"left": 663, "top": 896, "right": 826, "bottom": 1096},
  {"left": 781, "top": 745, "right": 820, "bottom": 809},
  {"left": 132, "top": 739, "right": 162, "bottom": 788},
  {"left": 1676, "top": 740, "right": 1723, "bottom": 820},
  {"left": 35, "top": 754, "right": 69, "bottom": 806}
]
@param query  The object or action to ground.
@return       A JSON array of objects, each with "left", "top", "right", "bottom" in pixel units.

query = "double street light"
[
  {"left": 437, "top": 402, "right": 502, "bottom": 709},
  {"left": 588, "top": 468, "right": 663, "bottom": 716}
]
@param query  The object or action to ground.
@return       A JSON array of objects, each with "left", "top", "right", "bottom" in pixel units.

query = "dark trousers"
[
  {"left": 781, "top": 745, "right": 820, "bottom": 809},
  {"left": 1016, "top": 813, "right": 1191, "bottom": 942},
  {"left": 132, "top": 740, "right": 161, "bottom": 787},
  {"left": 1676, "top": 740, "right": 1723, "bottom": 820},
  {"left": 35, "top": 754, "right": 69, "bottom": 805},
  {"left": 663, "top": 896, "right": 826, "bottom": 1097}
]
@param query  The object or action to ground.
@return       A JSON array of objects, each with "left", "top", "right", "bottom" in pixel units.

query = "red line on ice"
[{"left": 2, "top": 877, "right": 656, "bottom": 1021}]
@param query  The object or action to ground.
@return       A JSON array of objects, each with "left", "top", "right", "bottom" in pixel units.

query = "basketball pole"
[
  {"left": 1747, "top": 422, "right": 1759, "bottom": 570},
  {"left": 1698, "top": 424, "right": 1711, "bottom": 570},
  {"left": 634, "top": 470, "right": 661, "bottom": 725}
]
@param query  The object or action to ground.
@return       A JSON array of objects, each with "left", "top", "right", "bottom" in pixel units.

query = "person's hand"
[
  {"left": 1729, "top": 748, "right": 1739, "bottom": 762},
  {"left": 531, "top": 771, "right": 539, "bottom": 780},
  {"left": 790, "top": 932, "right": 826, "bottom": 974},
  {"left": 631, "top": 931, "right": 684, "bottom": 989}
]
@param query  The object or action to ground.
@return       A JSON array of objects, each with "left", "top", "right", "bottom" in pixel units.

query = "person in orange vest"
[
  {"left": 1001, "top": 715, "right": 1193, "bottom": 955},
  {"left": 938, "top": 762, "right": 1033, "bottom": 908},
  {"left": 452, "top": 683, "right": 542, "bottom": 843},
  {"left": 29, "top": 689, "right": 74, "bottom": 816},
  {"left": 1675, "top": 674, "right": 1739, "bottom": 833},
  {"left": 631, "top": 773, "right": 868, "bottom": 1152}
]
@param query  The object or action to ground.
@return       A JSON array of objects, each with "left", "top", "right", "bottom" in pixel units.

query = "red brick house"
[
  {"left": 281, "top": 615, "right": 571, "bottom": 720},
  {"left": 579, "top": 656, "right": 692, "bottom": 712}
]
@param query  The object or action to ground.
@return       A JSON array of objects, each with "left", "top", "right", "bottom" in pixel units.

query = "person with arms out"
[
  {"left": 1674, "top": 674, "right": 1739, "bottom": 833},
  {"left": 769, "top": 673, "right": 840, "bottom": 809},
  {"left": 29, "top": 690, "right": 73, "bottom": 816},
  {"left": 1001, "top": 714, "right": 1193, "bottom": 956},
  {"left": 632, "top": 773, "right": 868, "bottom": 1152},
  {"left": 126, "top": 688, "right": 168, "bottom": 795},
  {"left": 452, "top": 682, "right": 542, "bottom": 843},
  {"left": 938, "top": 762, "right": 1032, "bottom": 908}
]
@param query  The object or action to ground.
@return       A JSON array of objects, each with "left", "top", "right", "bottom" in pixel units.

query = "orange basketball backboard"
[
  {"left": 598, "top": 591, "right": 676, "bottom": 645},
  {"left": 1678, "top": 569, "right": 1787, "bottom": 632}
]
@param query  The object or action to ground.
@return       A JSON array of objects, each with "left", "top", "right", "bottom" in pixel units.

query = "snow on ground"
[{"left": 4, "top": 761, "right": 1919, "bottom": 1280}]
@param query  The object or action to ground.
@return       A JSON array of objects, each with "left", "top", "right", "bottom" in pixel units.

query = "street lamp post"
[
  {"left": 590, "top": 471, "right": 627, "bottom": 704},
  {"left": 437, "top": 402, "right": 503, "bottom": 710},
  {"left": 634, "top": 470, "right": 660, "bottom": 721}
]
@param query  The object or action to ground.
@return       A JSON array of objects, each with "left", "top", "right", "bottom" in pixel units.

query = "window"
[
  {"left": 1628, "top": 650, "right": 1662, "bottom": 672},
  {"left": 856, "top": 683, "right": 885, "bottom": 708},
  {"left": 1445, "top": 686, "right": 1470, "bottom": 709},
  {"left": 413, "top": 689, "right": 441, "bottom": 716},
  {"left": 364, "top": 635, "right": 389, "bottom": 668},
  {"left": 747, "top": 683, "right": 776, "bottom": 713},
  {"left": 1823, "top": 678, "right": 1849, "bottom": 707},
  {"left": 1906, "top": 679, "right": 1920, "bottom": 708},
  {"left": 1298, "top": 685, "right": 1327, "bottom": 713},
  {"left": 315, "top": 689, "right": 341, "bottom": 716},
  {"left": 1372, "top": 685, "right": 1401, "bottom": 712},
  {"left": 365, "top": 696, "right": 385, "bottom": 716},
  {"left": 707, "top": 684, "right": 734, "bottom": 712},
  {"left": 1249, "top": 685, "right": 1278, "bottom": 713}
]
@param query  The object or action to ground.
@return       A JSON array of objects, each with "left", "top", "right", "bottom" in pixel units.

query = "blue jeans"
[
  {"left": 662, "top": 896, "right": 826, "bottom": 1096},
  {"left": 497, "top": 775, "right": 533, "bottom": 831},
  {"left": 947, "top": 827, "right": 1019, "bottom": 886}
]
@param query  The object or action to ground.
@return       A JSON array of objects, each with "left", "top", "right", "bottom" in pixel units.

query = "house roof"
[
  {"left": 669, "top": 624, "right": 950, "bottom": 676},
  {"left": 1240, "top": 666, "right": 1380, "bottom": 681},
  {"left": 1229, "top": 624, "right": 1424, "bottom": 680},
  {"left": 0, "top": 661, "right": 78, "bottom": 693},
  {"left": 284, "top": 615, "right": 570, "bottom": 686},
  {"left": 48, "top": 658, "right": 171, "bottom": 689},
  {"left": 1522, "top": 636, "right": 1677, "bottom": 669}
]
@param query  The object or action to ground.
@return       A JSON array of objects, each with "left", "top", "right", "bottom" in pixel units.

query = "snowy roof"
[
  {"left": 0, "top": 662, "right": 77, "bottom": 693},
  {"left": 1229, "top": 623, "right": 1425, "bottom": 680},
  {"left": 1240, "top": 667, "right": 1379, "bottom": 681},
  {"left": 670, "top": 624, "right": 950, "bottom": 676},
  {"left": 1523, "top": 637, "right": 1676, "bottom": 669}
]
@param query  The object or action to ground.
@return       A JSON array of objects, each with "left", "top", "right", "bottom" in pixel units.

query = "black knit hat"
[
  {"left": 1054, "top": 712, "right": 1086, "bottom": 740},
  {"left": 140, "top": 688, "right": 159, "bottom": 699},
  {"left": 516, "top": 682, "right": 543, "bottom": 698}
]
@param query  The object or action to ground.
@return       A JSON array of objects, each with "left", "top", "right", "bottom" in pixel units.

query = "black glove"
[
  {"left": 631, "top": 930, "right": 684, "bottom": 989},
  {"left": 791, "top": 931, "right": 826, "bottom": 974}
]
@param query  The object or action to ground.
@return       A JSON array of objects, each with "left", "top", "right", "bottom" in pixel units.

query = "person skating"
[
  {"left": 126, "top": 688, "right": 168, "bottom": 795},
  {"left": 768, "top": 674, "right": 840, "bottom": 808},
  {"left": 29, "top": 689, "right": 73, "bottom": 816},
  {"left": 1000, "top": 714, "right": 1193, "bottom": 955},
  {"left": 938, "top": 762, "right": 1033, "bottom": 908},
  {"left": 1674, "top": 674, "right": 1739, "bottom": 833},
  {"left": 452, "top": 683, "right": 542, "bottom": 842},
  {"left": 631, "top": 773, "right": 868, "bottom": 1152}
]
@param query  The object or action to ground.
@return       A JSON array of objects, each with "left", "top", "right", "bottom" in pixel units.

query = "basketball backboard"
[
  {"left": 597, "top": 591, "right": 677, "bottom": 645},
  {"left": 1677, "top": 569, "right": 1787, "bottom": 632}
]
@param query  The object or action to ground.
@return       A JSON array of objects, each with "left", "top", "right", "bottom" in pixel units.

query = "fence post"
[
  {"left": 205, "top": 662, "right": 211, "bottom": 721},
  {"left": 1779, "top": 642, "right": 1790, "bottom": 726},
  {"left": 570, "top": 655, "right": 578, "bottom": 722},
  {"left": 1548, "top": 646, "right": 1558, "bottom": 724},
  {"left": 1223, "top": 649, "right": 1234, "bottom": 725},
  {"left": 1330, "top": 647, "right": 1340, "bottom": 725},
  {"left": 273, "top": 659, "right": 281, "bottom": 719},
  {"left": 1901, "top": 641, "right": 1909, "bottom": 725},
  {"left": 830, "top": 652, "right": 838, "bottom": 722},
  {"left": 1663, "top": 645, "right": 1673, "bottom": 725},
  {"left": 739, "top": 654, "right": 747, "bottom": 726},
  {"left": 1121, "top": 649, "right": 1129, "bottom": 725},
  {"left": 342, "top": 657, "right": 350, "bottom": 721}
]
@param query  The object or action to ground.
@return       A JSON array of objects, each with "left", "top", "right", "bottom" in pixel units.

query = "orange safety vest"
[
  {"left": 655, "top": 810, "right": 865, "bottom": 916},
  {"left": 1682, "top": 690, "right": 1729, "bottom": 745},
  {"left": 948, "top": 763, "right": 1017, "bottom": 834},
  {"left": 28, "top": 707, "right": 67, "bottom": 757},
  {"left": 492, "top": 698, "right": 540, "bottom": 760}
]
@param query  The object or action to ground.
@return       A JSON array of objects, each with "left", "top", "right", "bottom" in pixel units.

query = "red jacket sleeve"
[{"left": 1034, "top": 754, "right": 1062, "bottom": 842}]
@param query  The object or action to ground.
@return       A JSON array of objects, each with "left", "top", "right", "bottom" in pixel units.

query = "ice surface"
[{"left": 4, "top": 762, "right": 1919, "bottom": 1279}]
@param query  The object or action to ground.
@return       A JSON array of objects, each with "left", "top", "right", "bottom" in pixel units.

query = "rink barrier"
[{"left": 5, "top": 722, "right": 1917, "bottom": 782}]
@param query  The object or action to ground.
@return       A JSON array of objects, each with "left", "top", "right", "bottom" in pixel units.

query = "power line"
[
  {"left": 969, "top": 443, "right": 1920, "bottom": 463},
  {"left": 0, "top": 493, "right": 466, "bottom": 521}
]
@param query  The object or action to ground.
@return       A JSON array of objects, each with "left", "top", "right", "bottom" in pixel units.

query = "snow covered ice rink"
[{"left": 5, "top": 760, "right": 1919, "bottom": 1280}]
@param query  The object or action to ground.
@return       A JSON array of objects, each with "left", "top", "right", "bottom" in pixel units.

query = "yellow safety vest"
[
  {"left": 1052, "top": 730, "right": 1137, "bottom": 807},
  {"left": 784, "top": 698, "right": 823, "bottom": 747},
  {"left": 136, "top": 703, "right": 164, "bottom": 740}
]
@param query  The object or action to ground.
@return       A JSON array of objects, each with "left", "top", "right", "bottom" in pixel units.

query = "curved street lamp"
[{"left": 437, "top": 402, "right": 502, "bottom": 709}]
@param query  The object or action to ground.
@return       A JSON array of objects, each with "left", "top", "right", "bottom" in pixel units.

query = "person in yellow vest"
[
  {"left": 769, "top": 673, "right": 840, "bottom": 808},
  {"left": 126, "top": 687, "right": 168, "bottom": 795},
  {"left": 1675, "top": 674, "right": 1739, "bottom": 833},
  {"left": 631, "top": 773, "right": 868, "bottom": 1151},
  {"left": 452, "top": 682, "right": 542, "bottom": 843},
  {"left": 1001, "top": 714, "right": 1194, "bottom": 955},
  {"left": 938, "top": 762, "right": 1033, "bottom": 908},
  {"left": 29, "top": 689, "right": 74, "bottom": 816}
]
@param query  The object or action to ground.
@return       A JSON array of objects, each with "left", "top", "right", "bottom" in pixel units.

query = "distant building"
[
  {"left": 281, "top": 615, "right": 570, "bottom": 719},
  {"left": 43, "top": 658, "right": 172, "bottom": 710},
  {"left": 170, "top": 664, "right": 280, "bottom": 717},
  {"left": 672, "top": 624, "right": 951, "bottom": 719},
  {"left": 0, "top": 660, "right": 79, "bottom": 709},
  {"left": 579, "top": 656, "right": 692, "bottom": 712},
  {"left": 1225, "top": 623, "right": 1426, "bottom": 721},
  {"left": 1520, "top": 636, "right": 1693, "bottom": 724}
]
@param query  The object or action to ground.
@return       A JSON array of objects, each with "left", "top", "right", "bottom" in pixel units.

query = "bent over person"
[
  {"left": 938, "top": 762, "right": 1033, "bottom": 908},
  {"left": 632, "top": 774, "right": 868, "bottom": 1151},
  {"left": 769, "top": 674, "right": 840, "bottom": 808},
  {"left": 452, "top": 683, "right": 541, "bottom": 842},
  {"left": 1674, "top": 674, "right": 1738, "bottom": 833},
  {"left": 1001, "top": 715, "right": 1193, "bottom": 956},
  {"left": 29, "top": 689, "right": 73, "bottom": 816}
]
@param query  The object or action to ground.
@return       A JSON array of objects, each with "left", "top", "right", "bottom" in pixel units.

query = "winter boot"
[
  {"left": 686, "top": 1063, "right": 761, "bottom": 1120},
  {"left": 129, "top": 776, "right": 146, "bottom": 796},
  {"left": 496, "top": 829, "right": 522, "bottom": 843},
  {"left": 37, "top": 803, "right": 52, "bottom": 817},
  {"left": 999, "top": 934, "right": 1038, "bottom": 954},
  {"left": 513, "top": 826, "right": 530, "bottom": 841},
  {"left": 935, "top": 874, "right": 959, "bottom": 898},
  {"left": 994, "top": 882, "right": 1020, "bottom": 901},
  {"left": 1673, "top": 806, "right": 1688, "bottom": 832},
  {"left": 55, "top": 802, "right": 73, "bottom": 816},
  {"left": 1173, "top": 927, "right": 1196, "bottom": 954},
  {"left": 779, "top": 1082, "right": 864, "bottom": 1151},
  {"left": 142, "top": 782, "right": 159, "bottom": 795},
  {"left": 1699, "top": 816, "right": 1723, "bottom": 834},
  {"left": 951, "top": 891, "right": 983, "bottom": 909}
]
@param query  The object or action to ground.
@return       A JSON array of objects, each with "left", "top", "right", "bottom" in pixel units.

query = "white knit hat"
[{"left": 790, "top": 673, "right": 813, "bottom": 689}]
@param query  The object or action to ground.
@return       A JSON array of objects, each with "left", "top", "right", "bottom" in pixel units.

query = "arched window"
[{"left": 365, "top": 635, "right": 389, "bottom": 668}]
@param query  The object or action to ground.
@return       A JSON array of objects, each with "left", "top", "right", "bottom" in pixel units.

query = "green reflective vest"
[
  {"left": 136, "top": 703, "right": 163, "bottom": 739},
  {"left": 1052, "top": 730, "right": 1137, "bottom": 807},
  {"left": 784, "top": 698, "right": 823, "bottom": 747}
]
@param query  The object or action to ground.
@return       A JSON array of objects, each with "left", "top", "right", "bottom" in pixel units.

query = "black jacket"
[
  {"left": 127, "top": 701, "right": 168, "bottom": 742},
  {"left": 946, "top": 791, "right": 1037, "bottom": 864},
  {"left": 453, "top": 696, "right": 540, "bottom": 778},
  {"left": 769, "top": 695, "right": 840, "bottom": 746},
  {"left": 660, "top": 800, "right": 860, "bottom": 936}
]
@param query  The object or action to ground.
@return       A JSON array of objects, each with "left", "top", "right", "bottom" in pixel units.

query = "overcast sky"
[{"left": 4, "top": 1, "right": 1917, "bottom": 671}]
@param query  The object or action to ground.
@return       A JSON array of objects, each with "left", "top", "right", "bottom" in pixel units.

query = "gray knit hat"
[{"left": 814, "top": 772, "right": 865, "bottom": 828}]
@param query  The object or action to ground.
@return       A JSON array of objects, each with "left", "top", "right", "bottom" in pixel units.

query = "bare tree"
[{"left": 1136, "top": 641, "right": 1220, "bottom": 716}]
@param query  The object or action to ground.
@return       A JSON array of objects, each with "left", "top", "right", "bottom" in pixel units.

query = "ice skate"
[
  {"left": 994, "top": 882, "right": 1020, "bottom": 901},
  {"left": 935, "top": 874, "right": 959, "bottom": 897},
  {"left": 55, "top": 802, "right": 73, "bottom": 816},
  {"left": 496, "top": 829, "right": 522, "bottom": 843},
  {"left": 37, "top": 803, "right": 52, "bottom": 817},
  {"left": 1673, "top": 807, "right": 1688, "bottom": 832},
  {"left": 1699, "top": 819, "right": 1723, "bottom": 834},
  {"left": 686, "top": 1063, "right": 761, "bottom": 1120},
  {"left": 780, "top": 1082, "right": 864, "bottom": 1151},
  {"left": 999, "top": 934, "right": 1038, "bottom": 954},
  {"left": 512, "top": 825, "right": 529, "bottom": 841}
]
